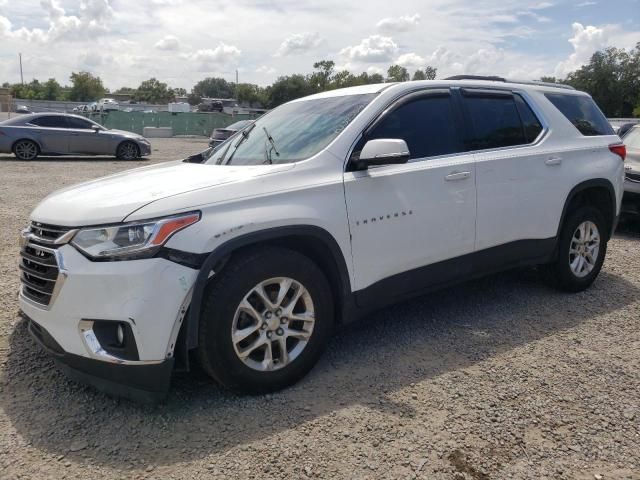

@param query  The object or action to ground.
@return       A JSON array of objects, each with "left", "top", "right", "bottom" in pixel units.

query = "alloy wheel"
[
  {"left": 15, "top": 141, "right": 38, "bottom": 160},
  {"left": 569, "top": 220, "right": 600, "bottom": 278},
  {"left": 118, "top": 142, "right": 139, "bottom": 160},
  {"left": 231, "top": 277, "right": 315, "bottom": 371}
]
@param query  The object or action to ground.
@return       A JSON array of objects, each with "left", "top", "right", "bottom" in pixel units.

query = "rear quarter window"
[{"left": 544, "top": 93, "right": 614, "bottom": 136}]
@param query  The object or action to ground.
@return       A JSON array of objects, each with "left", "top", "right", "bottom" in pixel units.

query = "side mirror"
[
  {"left": 355, "top": 139, "right": 410, "bottom": 169},
  {"left": 91, "top": 125, "right": 101, "bottom": 132}
]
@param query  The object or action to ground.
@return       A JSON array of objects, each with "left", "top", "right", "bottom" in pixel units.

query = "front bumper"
[
  {"left": 28, "top": 319, "right": 173, "bottom": 402},
  {"left": 138, "top": 141, "right": 152, "bottom": 156},
  {"left": 19, "top": 243, "right": 198, "bottom": 400}
]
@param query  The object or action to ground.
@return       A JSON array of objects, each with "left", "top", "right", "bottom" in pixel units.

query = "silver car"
[{"left": 0, "top": 113, "right": 151, "bottom": 160}]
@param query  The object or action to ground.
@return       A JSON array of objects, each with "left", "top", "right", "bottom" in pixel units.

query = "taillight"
[{"left": 609, "top": 143, "right": 626, "bottom": 161}]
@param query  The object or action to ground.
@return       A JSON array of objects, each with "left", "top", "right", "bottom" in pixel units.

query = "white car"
[
  {"left": 622, "top": 125, "right": 640, "bottom": 214},
  {"left": 19, "top": 77, "right": 625, "bottom": 401},
  {"left": 93, "top": 98, "right": 119, "bottom": 112}
]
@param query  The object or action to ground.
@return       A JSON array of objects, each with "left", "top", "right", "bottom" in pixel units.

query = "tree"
[
  {"left": 310, "top": 60, "right": 335, "bottom": 90},
  {"left": 42, "top": 78, "right": 63, "bottom": 100},
  {"left": 173, "top": 87, "right": 187, "bottom": 97},
  {"left": 540, "top": 76, "right": 559, "bottom": 83},
  {"left": 192, "top": 77, "right": 235, "bottom": 99},
  {"left": 386, "top": 65, "right": 410, "bottom": 82},
  {"left": 68, "top": 71, "right": 106, "bottom": 101},
  {"left": 564, "top": 43, "right": 640, "bottom": 117},
  {"left": 134, "top": 77, "right": 174, "bottom": 103},
  {"left": 265, "top": 74, "right": 315, "bottom": 108},
  {"left": 235, "top": 83, "right": 266, "bottom": 107}
]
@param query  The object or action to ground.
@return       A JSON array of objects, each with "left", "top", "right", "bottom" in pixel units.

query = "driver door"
[
  {"left": 343, "top": 89, "right": 476, "bottom": 303},
  {"left": 65, "top": 117, "right": 112, "bottom": 155}
]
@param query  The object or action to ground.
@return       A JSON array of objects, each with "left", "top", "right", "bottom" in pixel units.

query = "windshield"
[
  {"left": 204, "top": 93, "right": 376, "bottom": 166},
  {"left": 623, "top": 127, "right": 640, "bottom": 149}
]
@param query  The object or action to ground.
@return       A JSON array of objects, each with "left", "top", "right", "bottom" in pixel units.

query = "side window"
[
  {"left": 66, "top": 117, "right": 94, "bottom": 129},
  {"left": 462, "top": 92, "right": 528, "bottom": 150},
  {"left": 29, "top": 116, "right": 68, "bottom": 128},
  {"left": 514, "top": 95, "right": 543, "bottom": 143},
  {"left": 366, "top": 94, "right": 462, "bottom": 160},
  {"left": 544, "top": 93, "right": 614, "bottom": 136}
]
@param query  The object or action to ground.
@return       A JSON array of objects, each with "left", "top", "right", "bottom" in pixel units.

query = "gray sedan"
[{"left": 0, "top": 113, "right": 151, "bottom": 160}]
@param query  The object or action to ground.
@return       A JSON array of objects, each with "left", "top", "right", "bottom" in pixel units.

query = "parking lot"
[{"left": 0, "top": 137, "right": 639, "bottom": 479}]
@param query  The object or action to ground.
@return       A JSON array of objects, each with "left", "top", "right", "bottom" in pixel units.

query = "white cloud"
[
  {"left": 155, "top": 35, "right": 180, "bottom": 51},
  {"left": 376, "top": 14, "right": 420, "bottom": 33},
  {"left": 256, "top": 65, "right": 276, "bottom": 75},
  {"left": 187, "top": 43, "right": 242, "bottom": 71},
  {"left": 576, "top": 1, "right": 596, "bottom": 6},
  {"left": 275, "top": 32, "right": 323, "bottom": 56},
  {"left": 395, "top": 52, "right": 426, "bottom": 68},
  {"left": 339, "top": 35, "right": 398, "bottom": 63},
  {"left": 529, "top": 2, "right": 554, "bottom": 9},
  {"left": 554, "top": 22, "right": 608, "bottom": 77}
]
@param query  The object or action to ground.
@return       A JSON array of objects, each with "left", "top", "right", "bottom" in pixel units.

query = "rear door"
[
  {"left": 344, "top": 89, "right": 477, "bottom": 299},
  {"left": 28, "top": 115, "right": 70, "bottom": 153},
  {"left": 65, "top": 116, "right": 112, "bottom": 154},
  {"left": 459, "top": 89, "right": 556, "bottom": 253}
]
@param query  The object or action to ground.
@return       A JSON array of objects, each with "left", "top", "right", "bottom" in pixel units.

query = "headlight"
[{"left": 71, "top": 212, "right": 200, "bottom": 260}]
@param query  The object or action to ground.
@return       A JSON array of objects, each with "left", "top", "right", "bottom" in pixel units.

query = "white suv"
[{"left": 19, "top": 78, "right": 626, "bottom": 401}]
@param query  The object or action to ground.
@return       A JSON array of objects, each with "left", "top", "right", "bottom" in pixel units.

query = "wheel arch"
[
  {"left": 12, "top": 137, "right": 42, "bottom": 153},
  {"left": 115, "top": 139, "right": 140, "bottom": 157},
  {"left": 557, "top": 178, "right": 617, "bottom": 241},
  {"left": 184, "top": 225, "right": 354, "bottom": 352}
]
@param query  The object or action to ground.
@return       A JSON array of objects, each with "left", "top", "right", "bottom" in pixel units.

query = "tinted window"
[
  {"left": 29, "top": 116, "right": 68, "bottom": 128},
  {"left": 66, "top": 117, "right": 94, "bottom": 129},
  {"left": 463, "top": 93, "right": 527, "bottom": 150},
  {"left": 514, "top": 95, "right": 543, "bottom": 142},
  {"left": 366, "top": 94, "right": 461, "bottom": 159},
  {"left": 545, "top": 93, "right": 614, "bottom": 136}
]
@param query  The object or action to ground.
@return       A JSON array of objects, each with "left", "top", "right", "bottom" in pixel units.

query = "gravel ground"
[{"left": 0, "top": 138, "right": 639, "bottom": 480}]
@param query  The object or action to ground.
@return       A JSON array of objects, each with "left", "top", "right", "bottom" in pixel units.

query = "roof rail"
[{"left": 444, "top": 75, "right": 575, "bottom": 90}]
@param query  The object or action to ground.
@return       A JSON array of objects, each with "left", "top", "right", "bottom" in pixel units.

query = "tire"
[
  {"left": 546, "top": 206, "right": 607, "bottom": 292},
  {"left": 116, "top": 141, "right": 140, "bottom": 160},
  {"left": 13, "top": 139, "right": 39, "bottom": 160},
  {"left": 197, "top": 246, "right": 334, "bottom": 394}
]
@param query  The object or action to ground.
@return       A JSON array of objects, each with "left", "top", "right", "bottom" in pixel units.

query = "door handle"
[
  {"left": 445, "top": 171, "right": 471, "bottom": 181},
  {"left": 545, "top": 156, "right": 562, "bottom": 166}
]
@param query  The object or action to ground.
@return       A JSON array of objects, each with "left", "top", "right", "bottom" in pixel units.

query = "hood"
[
  {"left": 107, "top": 129, "right": 144, "bottom": 139},
  {"left": 30, "top": 160, "right": 294, "bottom": 226}
]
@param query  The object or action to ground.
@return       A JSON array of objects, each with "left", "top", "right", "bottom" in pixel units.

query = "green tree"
[
  {"left": 68, "top": 71, "right": 106, "bottom": 102},
  {"left": 265, "top": 74, "right": 315, "bottom": 108},
  {"left": 235, "top": 83, "right": 266, "bottom": 107},
  {"left": 42, "top": 78, "right": 63, "bottom": 100},
  {"left": 386, "top": 65, "right": 410, "bottom": 82},
  {"left": 540, "top": 76, "right": 559, "bottom": 83},
  {"left": 412, "top": 66, "right": 437, "bottom": 80},
  {"left": 173, "top": 87, "right": 187, "bottom": 97},
  {"left": 310, "top": 60, "right": 335, "bottom": 90},
  {"left": 192, "top": 77, "right": 235, "bottom": 99},
  {"left": 134, "top": 77, "right": 174, "bottom": 103},
  {"left": 564, "top": 43, "right": 640, "bottom": 117}
]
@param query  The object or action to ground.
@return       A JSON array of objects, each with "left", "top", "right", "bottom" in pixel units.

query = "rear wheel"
[
  {"left": 197, "top": 247, "right": 334, "bottom": 394},
  {"left": 13, "top": 140, "right": 39, "bottom": 160},
  {"left": 116, "top": 141, "right": 140, "bottom": 160},
  {"left": 546, "top": 206, "right": 607, "bottom": 292}
]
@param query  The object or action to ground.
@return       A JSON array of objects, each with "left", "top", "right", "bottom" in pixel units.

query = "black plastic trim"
[
  {"left": 354, "top": 238, "right": 557, "bottom": 311},
  {"left": 155, "top": 247, "right": 208, "bottom": 269},
  {"left": 186, "top": 225, "right": 352, "bottom": 350},
  {"left": 556, "top": 179, "right": 617, "bottom": 240},
  {"left": 27, "top": 319, "right": 172, "bottom": 403}
]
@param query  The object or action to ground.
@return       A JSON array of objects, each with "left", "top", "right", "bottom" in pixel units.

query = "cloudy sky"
[{"left": 1, "top": 0, "right": 639, "bottom": 90}]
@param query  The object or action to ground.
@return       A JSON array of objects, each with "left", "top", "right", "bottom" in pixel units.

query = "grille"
[
  {"left": 27, "top": 222, "right": 72, "bottom": 244},
  {"left": 20, "top": 243, "right": 60, "bottom": 306},
  {"left": 19, "top": 222, "right": 73, "bottom": 307}
]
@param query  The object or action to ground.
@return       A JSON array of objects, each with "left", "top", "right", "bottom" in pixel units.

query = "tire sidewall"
[
  {"left": 555, "top": 206, "right": 607, "bottom": 291},
  {"left": 199, "top": 249, "right": 334, "bottom": 393}
]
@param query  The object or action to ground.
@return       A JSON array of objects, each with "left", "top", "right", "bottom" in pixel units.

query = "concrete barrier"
[{"left": 143, "top": 126, "right": 173, "bottom": 138}]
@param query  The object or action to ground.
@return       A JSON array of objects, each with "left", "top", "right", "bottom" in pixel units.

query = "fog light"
[{"left": 116, "top": 324, "right": 124, "bottom": 346}]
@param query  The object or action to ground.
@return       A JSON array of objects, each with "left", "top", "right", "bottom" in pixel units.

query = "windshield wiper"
[
  {"left": 217, "top": 122, "right": 256, "bottom": 165},
  {"left": 262, "top": 127, "right": 280, "bottom": 164}
]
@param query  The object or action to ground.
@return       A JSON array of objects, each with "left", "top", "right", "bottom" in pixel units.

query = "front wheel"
[
  {"left": 197, "top": 247, "right": 334, "bottom": 394},
  {"left": 13, "top": 140, "right": 39, "bottom": 160},
  {"left": 546, "top": 206, "right": 607, "bottom": 292},
  {"left": 116, "top": 141, "right": 140, "bottom": 160}
]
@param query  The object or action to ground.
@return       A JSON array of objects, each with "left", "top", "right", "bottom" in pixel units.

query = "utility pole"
[
  {"left": 19, "top": 53, "right": 24, "bottom": 85},
  {"left": 235, "top": 69, "right": 239, "bottom": 99}
]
